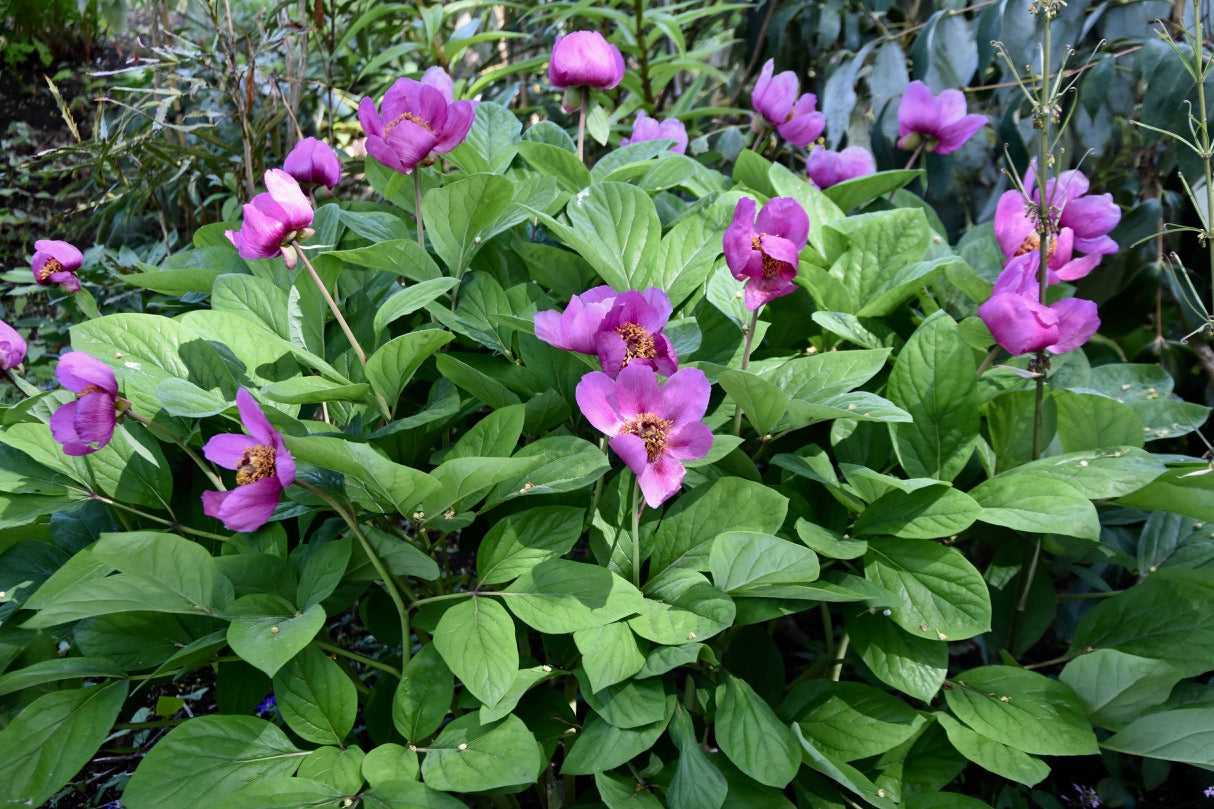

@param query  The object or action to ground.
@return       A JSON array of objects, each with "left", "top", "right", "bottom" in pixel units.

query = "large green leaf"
[
  {"left": 537, "top": 182, "right": 662, "bottom": 290},
  {"left": 283, "top": 435, "right": 440, "bottom": 518},
  {"left": 792, "top": 680, "right": 927, "bottom": 762},
  {"left": 1104, "top": 707, "right": 1214, "bottom": 765},
  {"left": 433, "top": 596, "right": 518, "bottom": 706},
  {"left": 848, "top": 610, "right": 947, "bottom": 703},
  {"left": 70, "top": 312, "right": 232, "bottom": 394},
  {"left": 476, "top": 506, "right": 585, "bottom": 585},
  {"left": 272, "top": 645, "right": 357, "bottom": 746},
  {"left": 863, "top": 538, "right": 991, "bottom": 641},
  {"left": 996, "top": 447, "right": 1165, "bottom": 499},
  {"left": 448, "top": 101, "right": 521, "bottom": 175},
  {"left": 934, "top": 712, "right": 1048, "bottom": 787},
  {"left": 715, "top": 673, "right": 800, "bottom": 787},
  {"left": 423, "top": 173, "right": 519, "bottom": 276},
  {"left": 364, "top": 330, "right": 454, "bottom": 408},
  {"left": 853, "top": 485, "right": 980, "bottom": 539},
  {"left": 211, "top": 273, "right": 291, "bottom": 339},
  {"left": 1059, "top": 649, "right": 1183, "bottom": 730},
  {"left": 577, "top": 667, "right": 667, "bottom": 729},
  {"left": 393, "top": 642, "right": 453, "bottom": 743},
  {"left": 969, "top": 474, "right": 1100, "bottom": 540},
  {"left": 1054, "top": 390, "right": 1145, "bottom": 451},
  {"left": 503, "top": 559, "right": 645, "bottom": 634},
  {"left": 668, "top": 705, "right": 727, "bottom": 809},
  {"left": 226, "top": 594, "right": 326, "bottom": 678},
  {"left": 562, "top": 697, "right": 675, "bottom": 775},
  {"left": 629, "top": 569, "right": 736, "bottom": 645},
  {"left": 944, "top": 666, "right": 1098, "bottom": 756},
  {"left": 122, "top": 716, "right": 304, "bottom": 809},
  {"left": 718, "top": 370, "right": 790, "bottom": 437},
  {"left": 0, "top": 681, "right": 128, "bottom": 807},
  {"left": 0, "top": 656, "right": 125, "bottom": 697},
  {"left": 708, "top": 532, "right": 820, "bottom": 593},
  {"left": 574, "top": 621, "right": 646, "bottom": 692},
  {"left": 887, "top": 312, "right": 978, "bottom": 481},
  {"left": 793, "top": 724, "right": 898, "bottom": 809},
  {"left": 420, "top": 712, "right": 541, "bottom": 793},
  {"left": 92, "top": 530, "right": 232, "bottom": 613}
]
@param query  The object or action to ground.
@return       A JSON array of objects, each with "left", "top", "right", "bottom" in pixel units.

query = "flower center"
[
  {"left": 79, "top": 383, "right": 108, "bottom": 397},
  {"left": 619, "top": 412, "right": 673, "bottom": 464},
  {"left": 383, "top": 110, "right": 433, "bottom": 139},
  {"left": 616, "top": 322, "right": 656, "bottom": 367},
  {"left": 236, "top": 444, "right": 277, "bottom": 486},
  {"left": 1013, "top": 232, "right": 1056, "bottom": 259},
  {"left": 37, "top": 258, "right": 63, "bottom": 282},
  {"left": 751, "top": 234, "right": 785, "bottom": 278}
]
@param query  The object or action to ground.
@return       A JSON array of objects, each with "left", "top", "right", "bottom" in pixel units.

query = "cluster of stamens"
[
  {"left": 619, "top": 413, "right": 673, "bottom": 463},
  {"left": 236, "top": 444, "right": 277, "bottom": 486},
  {"left": 616, "top": 322, "right": 656, "bottom": 367},
  {"left": 37, "top": 258, "right": 63, "bottom": 283},
  {"left": 751, "top": 234, "right": 785, "bottom": 278},
  {"left": 383, "top": 111, "right": 432, "bottom": 139}
]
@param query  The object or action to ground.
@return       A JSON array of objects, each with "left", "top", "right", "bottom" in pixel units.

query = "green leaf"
[
  {"left": 0, "top": 656, "right": 124, "bottom": 696},
  {"left": 260, "top": 377, "right": 371, "bottom": 405},
  {"left": 863, "top": 538, "right": 991, "bottom": 640},
  {"left": 538, "top": 182, "right": 662, "bottom": 290},
  {"left": 650, "top": 477, "right": 788, "bottom": 576},
  {"left": 969, "top": 474, "right": 1100, "bottom": 540},
  {"left": 1054, "top": 390, "right": 1145, "bottom": 451},
  {"left": 718, "top": 370, "right": 790, "bottom": 436},
  {"left": 934, "top": 712, "right": 1048, "bottom": 786},
  {"left": 848, "top": 611, "right": 947, "bottom": 703},
  {"left": 1104, "top": 707, "right": 1214, "bottom": 765},
  {"left": 887, "top": 312, "right": 978, "bottom": 481},
  {"left": 791, "top": 681, "right": 927, "bottom": 762},
  {"left": 70, "top": 312, "right": 231, "bottom": 394},
  {"left": 637, "top": 643, "right": 717, "bottom": 678},
  {"left": 561, "top": 696, "right": 675, "bottom": 775},
  {"left": 362, "top": 743, "right": 419, "bottom": 788},
  {"left": 423, "top": 173, "right": 518, "bottom": 275},
  {"left": 503, "top": 559, "right": 645, "bottom": 634},
  {"left": 904, "top": 795, "right": 994, "bottom": 809},
  {"left": 1115, "top": 466, "right": 1214, "bottom": 522},
  {"left": 997, "top": 447, "right": 1165, "bottom": 499},
  {"left": 283, "top": 435, "right": 440, "bottom": 518},
  {"left": 374, "top": 278, "right": 459, "bottom": 333},
  {"left": 420, "top": 712, "right": 541, "bottom": 793},
  {"left": 595, "top": 771, "right": 665, "bottom": 809},
  {"left": 156, "top": 378, "right": 232, "bottom": 417},
  {"left": 1059, "top": 649, "right": 1183, "bottom": 729},
  {"left": 448, "top": 102, "right": 521, "bottom": 174},
  {"left": 821, "top": 170, "right": 922, "bottom": 213},
  {"left": 226, "top": 594, "right": 326, "bottom": 678},
  {"left": 708, "top": 532, "right": 820, "bottom": 593},
  {"left": 1068, "top": 569, "right": 1214, "bottom": 676},
  {"left": 362, "top": 780, "right": 469, "bottom": 809},
  {"left": 272, "top": 645, "right": 357, "bottom": 746},
  {"left": 123, "top": 267, "right": 227, "bottom": 295},
  {"left": 574, "top": 621, "right": 646, "bottom": 692},
  {"left": 629, "top": 570, "right": 736, "bottom": 645},
  {"left": 577, "top": 667, "right": 667, "bottom": 729},
  {"left": 211, "top": 273, "right": 291, "bottom": 339},
  {"left": 659, "top": 214, "right": 725, "bottom": 309},
  {"left": 477, "top": 506, "right": 584, "bottom": 585},
  {"left": 853, "top": 485, "right": 980, "bottom": 539},
  {"left": 668, "top": 705, "right": 727, "bottom": 809},
  {"left": 92, "top": 530, "right": 231, "bottom": 613},
  {"left": 433, "top": 596, "right": 518, "bottom": 706},
  {"left": 484, "top": 435, "right": 610, "bottom": 508},
  {"left": 314, "top": 238, "right": 442, "bottom": 282},
  {"left": 944, "top": 666, "right": 1098, "bottom": 756},
  {"left": 122, "top": 716, "right": 304, "bottom": 809},
  {"left": 365, "top": 330, "right": 455, "bottom": 409},
  {"left": 297, "top": 746, "right": 364, "bottom": 793},
  {"left": 478, "top": 665, "right": 560, "bottom": 724},
  {"left": 296, "top": 538, "right": 351, "bottom": 610},
  {"left": 715, "top": 673, "right": 800, "bottom": 787},
  {"left": 352, "top": 527, "right": 440, "bottom": 582},
  {"left": 0, "top": 681, "right": 128, "bottom": 808},
  {"left": 199, "top": 777, "right": 345, "bottom": 809},
  {"left": 393, "top": 642, "right": 453, "bottom": 743},
  {"left": 516, "top": 140, "right": 592, "bottom": 192},
  {"left": 793, "top": 724, "right": 898, "bottom": 809}
]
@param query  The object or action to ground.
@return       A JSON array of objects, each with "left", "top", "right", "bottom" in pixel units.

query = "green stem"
[
  {"left": 830, "top": 632, "right": 850, "bottom": 682},
  {"left": 89, "top": 493, "right": 230, "bottom": 542},
  {"left": 125, "top": 408, "right": 225, "bottom": 490},
  {"left": 413, "top": 170, "right": 426, "bottom": 253},
  {"left": 732, "top": 308, "right": 761, "bottom": 436},
  {"left": 3, "top": 367, "right": 40, "bottom": 397},
  {"left": 1031, "top": 5, "right": 1054, "bottom": 463},
  {"left": 902, "top": 142, "right": 926, "bottom": 171},
  {"left": 632, "top": 477, "right": 644, "bottom": 589},
  {"left": 297, "top": 480, "right": 412, "bottom": 663},
  {"left": 583, "top": 435, "right": 609, "bottom": 533},
  {"left": 1197, "top": 0, "right": 1214, "bottom": 317},
  {"left": 633, "top": 0, "right": 654, "bottom": 106},
  {"left": 316, "top": 639, "right": 402, "bottom": 679},
  {"left": 577, "top": 87, "right": 589, "bottom": 163},
  {"left": 408, "top": 590, "right": 477, "bottom": 611}
]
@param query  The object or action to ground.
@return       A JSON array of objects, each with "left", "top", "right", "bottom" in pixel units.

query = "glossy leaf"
[
  {"left": 433, "top": 596, "right": 518, "bottom": 706},
  {"left": 272, "top": 645, "right": 357, "bottom": 746}
]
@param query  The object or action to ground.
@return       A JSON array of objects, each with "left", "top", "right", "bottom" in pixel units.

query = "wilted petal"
[
  {"left": 776, "top": 94, "right": 825, "bottom": 148},
  {"left": 50, "top": 401, "right": 90, "bottom": 456},
  {"left": 73, "top": 391, "right": 117, "bottom": 446}
]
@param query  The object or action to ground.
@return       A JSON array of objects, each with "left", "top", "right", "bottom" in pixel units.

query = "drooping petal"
[
  {"left": 203, "top": 432, "right": 254, "bottom": 469},
  {"left": 73, "top": 391, "right": 117, "bottom": 446},
  {"left": 434, "top": 100, "right": 476, "bottom": 154},
  {"left": 744, "top": 275, "right": 798, "bottom": 311},
  {"left": 978, "top": 293, "right": 1060, "bottom": 356},
  {"left": 576, "top": 371, "right": 625, "bottom": 434},
  {"left": 357, "top": 96, "right": 384, "bottom": 138},
  {"left": 993, "top": 190, "right": 1036, "bottom": 258},
  {"left": 651, "top": 334, "right": 679, "bottom": 377},
  {"left": 897, "top": 81, "right": 939, "bottom": 138},
  {"left": 1047, "top": 298, "right": 1100, "bottom": 354},
  {"left": 50, "top": 401, "right": 90, "bottom": 456},
  {"left": 595, "top": 333, "right": 629, "bottom": 379},
  {"left": 56, "top": 352, "right": 117, "bottom": 396},
  {"left": 723, "top": 198, "right": 758, "bottom": 280},
  {"left": 274, "top": 441, "right": 296, "bottom": 488},
  {"left": 203, "top": 477, "right": 283, "bottom": 533},
  {"left": 757, "top": 232, "right": 801, "bottom": 269},
  {"left": 636, "top": 453, "right": 685, "bottom": 507},
  {"left": 262, "top": 169, "right": 313, "bottom": 230},
  {"left": 935, "top": 113, "right": 988, "bottom": 154},
  {"left": 755, "top": 197, "right": 810, "bottom": 248},
  {"left": 775, "top": 94, "right": 825, "bottom": 148}
]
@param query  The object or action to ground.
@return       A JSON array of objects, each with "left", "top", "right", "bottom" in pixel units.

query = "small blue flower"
[{"left": 255, "top": 695, "right": 277, "bottom": 716}]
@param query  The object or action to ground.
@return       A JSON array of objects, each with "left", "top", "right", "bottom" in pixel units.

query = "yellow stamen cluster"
[
  {"left": 619, "top": 413, "right": 673, "bottom": 463},
  {"left": 616, "top": 322, "right": 656, "bottom": 367},
  {"left": 383, "top": 111, "right": 432, "bottom": 139},
  {"left": 751, "top": 234, "right": 784, "bottom": 278},
  {"left": 236, "top": 444, "right": 277, "bottom": 486},
  {"left": 37, "top": 258, "right": 63, "bottom": 283}
]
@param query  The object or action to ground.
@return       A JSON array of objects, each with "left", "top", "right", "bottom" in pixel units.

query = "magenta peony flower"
[
  {"left": 723, "top": 196, "right": 809, "bottom": 311},
  {"left": 806, "top": 145, "right": 877, "bottom": 189},
  {"left": 896, "top": 81, "right": 987, "bottom": 155},
  {"left": 751, "top": 59, "right": 825, "bottom": 148},
  {"left": 576, "top": 364, "right": 713, "bottom": 507},
  {"left": 993, "top": 166, "right": 1120, "bottom": 281},
  {"left": 534, "top": 286, "right": 678, "bottom": 378},
  {"left": 31, "top": 240, "right": 83, "bottom": 293},
  {"left": 226, "top": 169, "right": 315, "bottom": 269},
  {"left": 549, "top": 31, "right": 626, "bottom": 90},
  {"left": 0, "top": 318, "right": 26, "bottom": 370},
  {"left": 50, "top": 353, "right": 119, "bottom": 456},
  {"left": 358, "top": 67, "right": 476, "bottom": 175},
  {"left": 622, "top": 112, "right": 688, "bottom": 154},
  {"left": 978, "top": 257, "right": 1100, "bottom": 356},
  {"left": 202, "top": 388, "right": 295, "bottom": 533},
  {"left": 283, "top": 137, "right": 341, "bottom": 190}
]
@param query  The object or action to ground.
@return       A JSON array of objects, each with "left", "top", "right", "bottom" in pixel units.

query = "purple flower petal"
[
  {"left": 636, "top": 454, "right": 685, "bottom": 507},
  {"left": 1047, "top": 298, "right": 1100, "bottom": 354},
  {"left": 0, "top": 319, "right": 25, "bottom": 370},
  {"left": 755, "top": 197, "right": 809, "bottom": 247},
  {"left": 655, "top": 367, "right": 710, "bottom": 424},
  {"left": 549, "top": 31, "right": 626, "bottom": 90},
  {"left": 615, "top": 364, "right": 662, "bottom": 417},
  {"left": 609, "top": 432, "right": 650, "bottom": 478},
  {"left": 56, "top": 352, "right": 117, "bottom": 396},
  {"left": 203, "top": 477, "right": 283, "bottom": 533},
  {"left": 576, "top": 371, "right": 625, "bottom": 434},
  {"left": 235, "top": 388, "right": 276, "bottom": 447},
  {"left": 50, "top": 401, "right": 90, "bottom": 456},
  {"left": 203, "top": 432, "right": 254, "bottom": 469},
  {"left": 666, "top": 420, "right": 714, "bottom": 462},
  {"left": 978, "top": 293, "right": 1060, "bottom": 356},
  {"left": 73, "top": 392, "right": 117, "bottom": 446}
]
